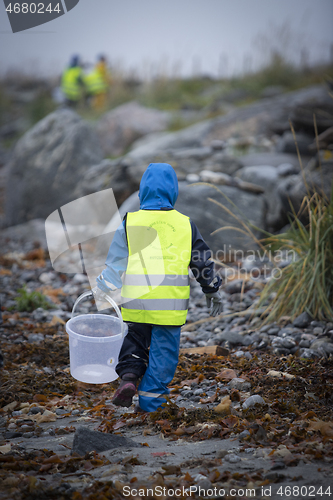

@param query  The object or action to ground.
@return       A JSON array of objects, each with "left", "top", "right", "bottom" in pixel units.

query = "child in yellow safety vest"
[{"left": 94, "top": 163, "right": 223, "bottom": 412}]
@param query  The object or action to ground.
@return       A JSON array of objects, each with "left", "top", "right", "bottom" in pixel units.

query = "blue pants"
[{"left": 116, "top": 323, "right": 181, "bottom": 412}]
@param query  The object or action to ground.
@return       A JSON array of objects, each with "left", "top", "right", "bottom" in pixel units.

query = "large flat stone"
[{"left": 71, "top": 427, "right": 141, "bottom": 456}]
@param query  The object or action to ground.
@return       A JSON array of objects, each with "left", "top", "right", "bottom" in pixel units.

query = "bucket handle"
[{"left": 71, "top": 290, "right": 125, "bottom": 336}]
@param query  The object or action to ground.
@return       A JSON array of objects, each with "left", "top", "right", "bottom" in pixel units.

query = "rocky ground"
[
  {"left": 1, "top": 224, "right": 333, "bottom": 500},
  {"left": 0, "top": 80, "right": 333, "bottom": 499}
]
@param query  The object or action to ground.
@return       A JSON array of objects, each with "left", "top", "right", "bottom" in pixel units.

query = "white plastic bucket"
[{"left": 66, "top": 291, "right": 127, "bottom": 384}]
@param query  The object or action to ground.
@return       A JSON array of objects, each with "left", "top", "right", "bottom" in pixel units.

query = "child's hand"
[{"left": 205, "top": 291, "right": 223, "bottom": 317}]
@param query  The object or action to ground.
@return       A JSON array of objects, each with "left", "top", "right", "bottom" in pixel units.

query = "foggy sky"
[{"left": 0, "top": 0, "right": 332, "bottom": 78}]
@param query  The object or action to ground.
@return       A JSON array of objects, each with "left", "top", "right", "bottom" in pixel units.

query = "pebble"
[
  {"left": 55, "top": 408, "right": 69, "bottom": 416},
  {"left": 27, "top": 333, "right": 44, "bottom": 343},
  {"left": 233, "top": 350, "right": 245, "bottom": 357},
  {"left": 257, "top": 340, "right": 267, "bottom": 350},
  {"left": 5, "top": 431, "right": 23, "bottom": 439},
  {"left": 225, "top": 453, "right": 241, "bottom": 463},
  {"left": 260, "top": 324, "right": 272, "bottom": 333},
  {"left": 39, "top": 272, "right": 56, "bottom": 284},
  {"left": 239, "top": 430, "right": 251, "bottom": 440},
  {"left": 281, "top": 337, "right": 296, "bottom": 349},
  {"left": 40, "top": 431, "right": 52, "bottom": 437},
  {"left": 273, "top": 347, "right": 290, "bottom": 356},
  {"left": 12, "top": 410, "right": 22, "bottom": 416},
  {"left": 299, "top": 339, "right": 310, "bottom": 348},
  {"left": 250, "top": 332, "right": 260, "bottom": 343},
  {"left": 243, "top": 395, "right": 265, "bottom": 409},
  {"left": 196, "top": 477, "right": 213, "bottom": 490},
  {"left": 268, "top": 327, "right": 280, "bottom": 335},
  {"left": 233, "top": 350, "right": 252, "bottom": 360},
  {"left": 300, "top": 349, "right": 318, "bottom": 359},
  {"left": 217, "top": 449, "right": 228, "bottom": 458},
  {"left": 29, "top": 407, "right": 44, "bottom": 415},
  {"left": 311, "top": 341, "right": 333, "bottom": 355},
  {"left": 23, "top": 432, "right": 34, "bottom": 438},
  {"left": 31, "top": 308, "right": 50, "bottom": 322},
  {"left": 73, "top": 273, "right": 89, "bottom": 283},
  {"left": 229, "top": 378, "right": 251, "bottom": 391},
  {"left": 240, "top": 335, "right": 253, "bottom": 346},
  {"left": 293, "top": 312, "right": 312, "bottom": 328}
]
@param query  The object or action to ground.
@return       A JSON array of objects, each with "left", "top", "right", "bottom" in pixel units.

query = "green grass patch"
[
  {"left": 257, "top": 188, "right": 333, "bottom": 322},
  {"left": 14, "top": 286, "right": 51, "bottom": 312}
]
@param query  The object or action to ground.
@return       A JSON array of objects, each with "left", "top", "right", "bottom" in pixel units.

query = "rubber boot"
[{"left": 112, "top": 373, "right": 137, "bottom": 407}]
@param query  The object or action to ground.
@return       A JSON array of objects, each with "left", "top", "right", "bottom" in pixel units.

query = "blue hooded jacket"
[
  {"left": 96, "top": 163, "right": 220, "bottom": 293},
  {"left": 139, "top": 163, "right": 178, "bottom": 209}
]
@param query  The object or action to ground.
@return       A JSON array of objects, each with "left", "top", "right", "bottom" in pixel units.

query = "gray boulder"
[
  {"left": 97, "top": 101, "right": 171, "bottom": 157},
  {"left": 278, "top": 153, "right": 333, "bottom": 216},
  {"left": 113, "top": 180, "right": 266, "bottom": 253},
  {"left": 289, "top": 97, "right": 333, "bottom": 133},
  {"left": 203, "top": 151, "right": 242, "bottom": 176},
  {"left": 0, "top": 219, "right": 47, "bottom": 249},
  {"left": 5, "top": 109, "right": 103, "bottom": 227},
  {"left": 238, "top": 152, "right": 301, "bottom": 169},
  {"left": 276, "top": 131, "right": 314, "bottom": 155},
  {"left": 74, "top": 158, "right": 140, "bottom": 208},
  {"left": 276, "top": 163, "right": 299, "bottom": 176},
  {"left": 202, "top": 85, "right": 331, "bottom": 143},
  {"left": 128, "top": 120, "right": 212, "bottom": 159},
  {"left": 236, "top": 165, "right": 284, "bottom": 231}
]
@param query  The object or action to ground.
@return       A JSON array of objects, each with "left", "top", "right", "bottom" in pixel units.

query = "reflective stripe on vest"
[
  {"left": 123, "top": 274, "right": 189, "bottom": 287},
  {"left": 61, "top": 67, "right": 83, "bottom": 100},
  {"left": 121, "top": 210, "right": 192, "bottom": 326},
  {"left": 122, "top": 298, "right": 189, "bottom": 311}
]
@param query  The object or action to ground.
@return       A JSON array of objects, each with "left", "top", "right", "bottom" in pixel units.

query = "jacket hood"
[{"left": 139, "top": 163, "right": 178, "bottom": 209}]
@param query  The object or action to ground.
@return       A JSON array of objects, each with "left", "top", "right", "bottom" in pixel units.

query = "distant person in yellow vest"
[
  {"left": 85, "top": 55, "right": 111, "bottom": 111},
  {"left": 93, "top": 163, "right": 223, "bottom": 412},
  {"left": 61, "top": 55, "right": 84, "bottom": 107}
]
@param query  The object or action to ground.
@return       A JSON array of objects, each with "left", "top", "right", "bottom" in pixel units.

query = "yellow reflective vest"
[
  {"left": 84, "top": 68, "right": 108, "bottom": 95},
  {"left": 121, "top": 210, "right": 192, "bottom": 325},
  {"left": 61, "top": 67, "right": 83, "bottom": 101}
]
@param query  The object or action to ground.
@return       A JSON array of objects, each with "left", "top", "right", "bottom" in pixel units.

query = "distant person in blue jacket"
[{"left": 94, "top": 163, "right": 223, "bottom": 412}]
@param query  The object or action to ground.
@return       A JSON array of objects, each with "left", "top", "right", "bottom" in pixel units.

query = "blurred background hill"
[
  {"left": 0, "top": 0, "right": 333, "bottom": 246},
  {"left": 0, "top": 52, "right": 332, "bottom": 152}
]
